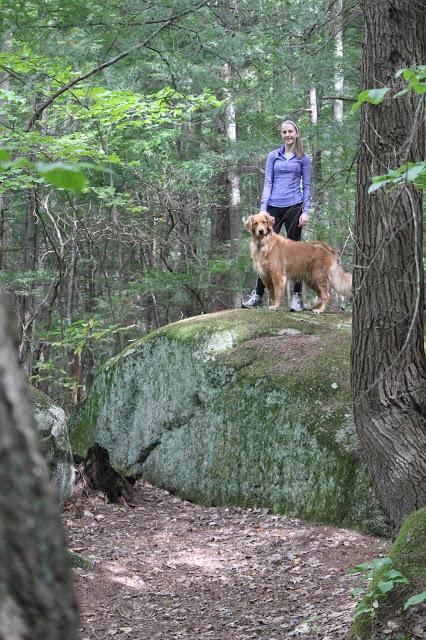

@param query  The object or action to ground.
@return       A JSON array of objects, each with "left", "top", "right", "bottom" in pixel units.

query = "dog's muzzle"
[{"left": 256, "top": 228, "right": 270, "bottom": 237}]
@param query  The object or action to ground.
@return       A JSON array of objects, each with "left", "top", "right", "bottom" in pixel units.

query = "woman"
[{"left": 242, "top": 120, "right": 312, "bottom": 311}]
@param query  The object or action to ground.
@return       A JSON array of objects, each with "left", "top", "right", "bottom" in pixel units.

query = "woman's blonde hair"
[{"left": 280, "top": 120, "right": 304, "bottom": 159}]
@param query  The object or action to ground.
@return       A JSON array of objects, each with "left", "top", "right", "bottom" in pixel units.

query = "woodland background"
[
  {"left": 0, "top": 3, "right": 425, "bottom": 636},
  {"left": 0, "top": 0, "right": 361, "bottom": 408}
]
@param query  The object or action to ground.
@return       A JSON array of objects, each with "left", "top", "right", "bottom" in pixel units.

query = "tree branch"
[
  {"left": 25, "top": 0, "right": 211, "bottom": 132},
  {"left": 321, "top": 95, "right": 357, "bottom": 102}
]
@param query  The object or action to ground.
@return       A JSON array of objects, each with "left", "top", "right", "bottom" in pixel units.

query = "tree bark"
[
  {"left": 209, "top": 170, "right": 231, "bottom": 311},
  {"left": 352, "top": 0, "right": 426, "bottom": 533},
  {"left": 309, "top": 85, "right": 325, "bottom": 219},
  {"left": 0, "top": 301, "right": 79, "bottom": 639},
  {"left": 332, "top": 0, "right": 344, "bottom": 125},
  {"left": 84, "top": 443, "right": 133, "bottom": 503},
  {"left": 209, "top": 60, "right": 242, "bottom": 311},
  {"left": 223, "top": 61, "right": 242, "bottom": 252},
  {"left": 19, "top": 187, "right": 39, "bottom": 371},
  {"left": 0, "top": 31, "right": 11, "bottom": 270}
]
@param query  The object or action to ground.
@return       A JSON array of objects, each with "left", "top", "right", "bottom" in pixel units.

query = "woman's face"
[{"left": 280, "top": 123, "right": 298, "bottom": 146}]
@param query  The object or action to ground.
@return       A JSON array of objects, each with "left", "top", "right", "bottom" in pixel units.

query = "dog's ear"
[
  {"left": 266, "top": 214, "right": 275, "bottom": 230},
  {"left": 245, "top": 216, "right": 254, "bottom": 232}
]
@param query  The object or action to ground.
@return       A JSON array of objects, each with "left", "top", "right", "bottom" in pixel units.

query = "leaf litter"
[{"left": 63, "top": 480, "right": 388, "bottom": 639}]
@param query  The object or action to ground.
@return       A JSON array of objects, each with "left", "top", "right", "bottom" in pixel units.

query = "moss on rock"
[
  {"left": 69, "top": 309, "right": 387, "bottom": 534},
  {"left": 390, "top": 507, "right": 426, "bottom": 581}
]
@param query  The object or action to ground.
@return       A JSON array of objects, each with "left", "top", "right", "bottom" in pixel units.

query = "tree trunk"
[
  {"left": 67, "top": 243, "right": 78, "bottom": 323},
  {"left": 0, "top": 32, "right": 11, "bottom": 270},
  {"left": 332, "top": 0, "right": 344, "bottom": 125},
  {"left": 19, "top": 187, "right": 39, "bottom": 371},
  {"left": 309, "top": 85, "right": 325, "bottom": 220},
  {"left": 223, "top": 61, "right": 242, "bottom": 252},
  {"left": 0, "top": 300, "right": 79, "bottom": 639},
  {"left": 209, "top": 61, "right": 242, "bottom": 311},
  {"left": 209, "top": 171, "right": 231, "bottom": 311},
  {"left": 352, "top": 0, "right": 426, "bottom": 533}
]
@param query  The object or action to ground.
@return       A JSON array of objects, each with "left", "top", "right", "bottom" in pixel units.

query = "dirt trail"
[{"left": 64, "top": 480, "right": 387, "bottom": 640}]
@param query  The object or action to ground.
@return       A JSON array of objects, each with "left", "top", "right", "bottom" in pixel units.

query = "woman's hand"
[{"left": 298, "top": 212, "right": 309, "bottom": 228}]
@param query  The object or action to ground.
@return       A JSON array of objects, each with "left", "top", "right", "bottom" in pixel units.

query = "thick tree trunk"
[
  {"left": 0, "top": 301, "right": 79, "bottom": 638},
  {"left": 352, "top": 0, "right": 426, "bottom": 533}
]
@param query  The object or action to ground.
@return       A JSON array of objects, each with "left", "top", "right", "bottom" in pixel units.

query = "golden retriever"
[{"left": 245, "top": 212, "right": 352, "bottom": 313}]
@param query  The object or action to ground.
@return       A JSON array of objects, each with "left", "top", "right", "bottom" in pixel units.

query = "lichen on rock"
[
  {"left": 69, "top": 309, "right": 388, "bottom": 534},
  {"left": 32, "top": 387, "right": 75, "bottom": 502}
]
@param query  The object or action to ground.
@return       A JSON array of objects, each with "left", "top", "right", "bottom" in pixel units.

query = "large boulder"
[
  {"left": 32, "top": 388, "right": 75, "bottom": 502},
  {"left": 69, "top": 309, "right": 388, "bottom": 534}
]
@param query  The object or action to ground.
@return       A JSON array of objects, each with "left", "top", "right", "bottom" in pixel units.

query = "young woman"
[{"left": 242, "top": 120, "right": 312, "bottom": 311}]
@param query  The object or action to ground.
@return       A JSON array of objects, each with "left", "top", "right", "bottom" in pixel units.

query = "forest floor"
[{"left": 63, "top": 479, "right": 389, "bottom": 640}]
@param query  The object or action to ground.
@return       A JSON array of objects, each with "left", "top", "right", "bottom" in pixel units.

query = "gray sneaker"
[
  {"left": 290, "top": 293, "right": 305, "bottom": 312},
  {"left": 241, "top": 290, "right": 263, "bottom": 309}
]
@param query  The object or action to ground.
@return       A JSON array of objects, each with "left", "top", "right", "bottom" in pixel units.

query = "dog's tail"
[{"left": 329, "top": 258, "right": 352, "bottom": 297}]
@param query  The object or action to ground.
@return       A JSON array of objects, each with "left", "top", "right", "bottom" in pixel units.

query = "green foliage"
[
  {"left": 352, "top": 88, "right": 389, "bottom": 111},
  {"left": 31, "top": 317, "right": 136, "bottom": 400},
  {"left": 352, "top": 66, "right": 425, "bottom": 112},
  {"left": 0, "top": 268, "right": 57, "bottom": 296},
  {"left": 36, "top": 162, "right": 88, "bottom": 193},
  {"left": 0, "top": 0, "right": 365, "bottom": 401},
  {"left": 349, "top": 557, "right": 410, "bottom": 623},
  {"left": 403, "top": 590, "right": 426, "bottom": 610},
  {"left": 352, "top": 67, "right": 425, "bottom": 193},
  {"left": 394, "top": 66, "right": 426, "bottom": 97},
  {"left": 0, "top": 149, "right": 89, "bottom": 192},
  {"left": 62, "top": 85, "right": 222, "bottom": 131},
  {"left": 349, "top": 510, "right": 426, "bottom": 639},
  {"left": 51, "top": 318, "right": 135, "bottom": 359},
  {"left": 369, "top": 162, "right": 426, "bottom": 193}
]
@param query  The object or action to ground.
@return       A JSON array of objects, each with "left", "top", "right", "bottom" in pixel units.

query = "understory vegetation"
[{"left": 0, "top": 0, "right": 360, "bottom": 408}]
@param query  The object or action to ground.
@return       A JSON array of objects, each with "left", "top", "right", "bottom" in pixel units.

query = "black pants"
[{"left": 255, "top": 203, "right": 303, "bottom": 297}]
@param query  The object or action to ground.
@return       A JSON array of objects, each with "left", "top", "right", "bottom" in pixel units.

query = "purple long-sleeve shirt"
[{"left": 259, "top": 147, "right": 312, "bottom": 215}]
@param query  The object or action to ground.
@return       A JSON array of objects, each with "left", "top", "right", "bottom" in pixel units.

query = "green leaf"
[
  {"left": 405, "top": 163, "right": 425, "bottom": 182},
  {"left": 394, "top": 66, "right": 426, "bottom": 97},
  {"left": 352, "top": 88, "right": 389, "bottom": 111},
  {"left": 348, "top": 562, "right": 373, "bottom": 574},
  {"left": 377, "top": 580, "right": 396, "bottom": 594},
  {"left": 0, "top": 149, "right": 11, "bottom": 163},
  {"left": 368, "top": 175, "right": 394, "bottom": 193},
  {"left": 403, "top": 591, "right": 426, "bottom": 610},
  {"left": 354, "top": 606, "right": 374, "bottom": 619},
  {"left": 371, "top": 557, "right": 393, "bottom": 571},
  {"left": 35, "top": 162, "right": 88, "bottom": 193},
  {"left": 383, "top": 570, "right": 409, "bottom": 582},
  {"left": 414, "top": 172, "right": 426, "bottom": 190},
  {"left": 369, "top": 162, "right": 426, "bottom": 193}
]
